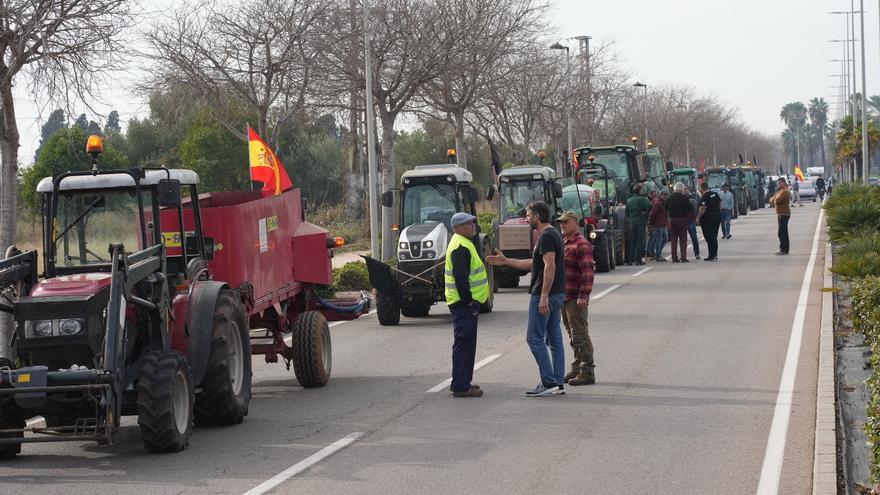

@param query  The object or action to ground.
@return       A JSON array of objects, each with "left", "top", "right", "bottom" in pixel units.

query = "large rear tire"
[
  {"left": 594, "top": 233, "right": 611, "bottom": 273},
  {"left": 137, "top": 351, "right": 194, "bottom": 453},
  {"left": 291, "top": 311, "right": 332, "bottom": 388},
  {"left": 194, "top": 289, "right": 252, "bottom": 427},
  {"left": 0, "top": 399, "right": 23, "bottom": 460},
  {"left": 607, "top": 231, "right": 616, "bottom": 270},
  {"left": 613, "top": 228, "right": 625, "bottom": 266},
  {"left": 497, "top": 271, "right": 520, "bottom": 288},
  {"left": 376, "top": 292, "right": 400, "bottom": 325}
]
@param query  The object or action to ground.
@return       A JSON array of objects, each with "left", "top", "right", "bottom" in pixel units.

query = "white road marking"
[
  {"left": 755, "top": 209, "right": 824, "bottom": 495},
  {"left": 590, "top": 284, "right": 622, "bottom": 301},
  {"left": 426, "top": 353, "right": 502, "bottom": 393},
  {"left": 632, "top": 267, "right": 652, "bottom": 277},
  {"left": 243, "top": 432, "right": 364, "bottom": 495}
]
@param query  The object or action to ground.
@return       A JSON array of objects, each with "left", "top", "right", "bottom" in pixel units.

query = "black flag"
[
  {"left": 779, "top": 164, "right": 784, "bottom": 175},
  {"left": 488, "top": 138, "right": 502, "bottom": 176},
  {"left": 738, "top": 153, "right": 744, "bottom": 164},
  {"left": 752, "top": 155, "right": 758, "bottom": 167}
]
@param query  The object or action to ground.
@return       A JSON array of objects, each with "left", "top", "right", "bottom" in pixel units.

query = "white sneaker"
[{"left": 526, "top": 383, "right": 560, "bottom": 397}]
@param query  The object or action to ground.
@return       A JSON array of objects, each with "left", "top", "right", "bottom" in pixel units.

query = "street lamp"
[
  {"left": 676, "top": 103, "right": 690, "bottom": 167},
  {"left": 550, "top": 42, "right": 572, "bottom": 177},
  {"left": 633, "top": 82, "right": 648, "bottom": 147},
  {"left": 858, "top": 0, "right": 869, "bottom": 182},
  {"left": 363, "top": 0, "right": 379, "bottom": 259}
]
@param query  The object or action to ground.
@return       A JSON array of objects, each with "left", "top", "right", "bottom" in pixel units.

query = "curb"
[{"left": 812, "top": 240, "right": 837, "bottom": 494}]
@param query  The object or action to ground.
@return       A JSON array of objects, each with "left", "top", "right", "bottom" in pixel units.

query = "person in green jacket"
[{"left": 625, "top": 183, "right": 653, "bottom": 265}]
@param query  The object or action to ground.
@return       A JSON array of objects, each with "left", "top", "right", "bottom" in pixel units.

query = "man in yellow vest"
[{"left": 445, "top": 212, "right": 490, "bottom": 397}]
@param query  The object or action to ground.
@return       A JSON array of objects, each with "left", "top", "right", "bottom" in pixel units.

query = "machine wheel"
[
  {"left": 401, "top": 303, "right": 430, "bottom": 317},
  {"left": 291, "top": 311, "right": 332, "bottom": 388},
  {"left": 376, "top": 292, "right": 400, "bottom": 326},
  {"left": 614, "top": 228, "right": 625, "bottom": 266},
  {"left": 750, "top": 197, "right": 759, "bottom": 210},
  {"left": 607, "top": 231, "right": 616, "bottom": 270},
  {"left": 739, "top": 201, "right": 748, "bottom": 216},
  {"left": 497, "top": 271, "right": 520, "bottom": 289},
  {"left": 594, "top": 233, "right": 611, "bottom": 273},
  {"left": 194, "top": 289, "right": 252, "bottom": 427},
  {"left": 0, "top": 400, "right": 23, "bottom": 460},
  {"left": 137, "top": 351, "right": 194, "bottom": 453}
]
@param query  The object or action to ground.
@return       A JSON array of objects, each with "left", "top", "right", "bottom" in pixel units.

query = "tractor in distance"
[
  {"left": 366, "top": 160, "right": 494, "bottom": 326},
  {"left": 702, "top": 165, "right": 749, "bottom": 218},
  {"left": 739, "top": 163, "right": 765, "bottom": 210}
]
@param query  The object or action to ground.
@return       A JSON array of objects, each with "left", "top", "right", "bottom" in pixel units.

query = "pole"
[
  {"left": 851, "top": 3, "right": 858, "bottom": 124},
  {"left": 713, "top": 138, "right": 717, "bottom": 166},
  {"left": 860, "top": 0, "right": 869, "bottom": 182},
  {"left": 363, "top": 0, "right": 379, "bottom": 259},
  {"left": 565, "top": 48, "right": 572, "bottom": 177},
  {"left": 643, "top": 85, "right": 649, "bottom": 146}
]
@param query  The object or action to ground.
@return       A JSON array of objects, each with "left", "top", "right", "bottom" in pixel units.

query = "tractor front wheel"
[
  {"left": 376, "top": 292, "right": 400, "bottom": 325},
  {"left": 291, "top": 311, "right": 332, "bottom": 388},
  {"left": 194, "top": 289, "right": 252, "bottom": 427},
  {"left": 137, "top": 351, "right": 194, "bottom": 453},
  {"left": 594, "top": 233, "right": 611, "bottom": 273}
]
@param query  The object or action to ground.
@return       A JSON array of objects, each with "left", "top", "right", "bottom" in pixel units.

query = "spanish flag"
[
  {"left": 794, "top": 166, "right": 805, "bottom": 183},
  {"left": 248, "top": 126, "right": 293, "bottom": 196}
]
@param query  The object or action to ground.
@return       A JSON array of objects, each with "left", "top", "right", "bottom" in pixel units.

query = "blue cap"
[{"left": 450, "top": 212, "right": 477, "bottom": 227}]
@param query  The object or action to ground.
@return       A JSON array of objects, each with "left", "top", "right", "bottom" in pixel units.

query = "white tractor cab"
[
  {"left": 365, "top": 164, "right": 494, "bottom": 326},
  {"left": 485, "top": 165, "right": 563, "bottom": 289}
]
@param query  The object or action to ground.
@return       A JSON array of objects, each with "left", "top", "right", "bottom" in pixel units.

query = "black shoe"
[
  {"left": 654, "top": 257, "right": 667, "bottom": 262},
  {"left": 704, "top": 256, "right": 716, "bottom": 261},
  {"left": 635, "top": 260, "right": 645, "bottom": 265},
  {"left": 695, "top": 255, "right": 701, "bottom": 259},
  {"left": 774, "top": 251, "right": 788, "bottom": 256}
]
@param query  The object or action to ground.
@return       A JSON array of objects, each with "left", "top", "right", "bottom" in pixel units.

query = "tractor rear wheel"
[
  {"left": 194, "top": 289, "right": 252, "bottom": 427},
  {"left": 497, "top": 271, "right": 520, "bottom": 288},
  {"left": 401, "top": 303, "right": 430, "bottom": 317},
  {"left": 614, "top": 228, "right": 625, "bottom": 266},
  {"left": 291, "top": 311, "right": 332, "bottom": 388},
  {"left": 607, "top": 231, "right": 616, "bottom": 270},
  {"left": 0, "top": 400, "right": 23, "bottom": 460},
  {"left": 376, "top": 293, "right": 400, "bottom": 325},
  {"left": 594, "top": 233, "right": 611, "bottom": 273},
  {"left": 137, "top": 351, "right": 194, "bottom": 453}
]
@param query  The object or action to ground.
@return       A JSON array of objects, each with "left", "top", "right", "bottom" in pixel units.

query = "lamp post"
[
  {"left": 550, "top": 42, "right": 572, "bottom": 177},
  {"left": 859, "top": 0, "right": 869, "bottom": 182},
  {"left": 363, "top": 0, "right": 379, "bottom": 259},
  {"left": 633, "top": 82, "right": 648, "bottom": 147},
  {"left": 676, "top": 103, "right": 690, "bottom": 167}
]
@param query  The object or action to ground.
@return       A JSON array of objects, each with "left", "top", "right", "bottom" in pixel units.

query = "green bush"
[
  {"left": 824, "top": 183, "right": 880, "bottom": 243},
  {"left": 831, "top": 229, "right": 880, "bottom": 279},
  {"left": 333, "top": 262, "right": 372, "bottom": 291},
  {"left": 852, "top": 277, "right": 880, "bottom": 481}
]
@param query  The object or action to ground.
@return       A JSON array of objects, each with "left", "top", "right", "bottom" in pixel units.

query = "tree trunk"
[
  {"left": 0, "top": 80, "right": 19, "bottom": 362},
  {"left": 820, "top": 133, "right": 827, "bottom": 172},
  {"left": 345, "top": 102, "right": 363, "bottom": 216},
  {"left": 380, "top": 115, "right": 396, "bottom": 261},
  {"left": 453, "top": 110, "right": 467, "bottom": 170}
]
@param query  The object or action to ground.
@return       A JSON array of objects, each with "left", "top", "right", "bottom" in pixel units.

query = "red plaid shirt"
[{"left": 563, "top": 231, "right": 594, "bottom": 303}]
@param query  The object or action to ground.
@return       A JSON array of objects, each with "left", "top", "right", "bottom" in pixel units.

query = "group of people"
[
  {"left": 442, "top": 176, "right": 800, "bottom": 398},
  {"left": 443, "top": 201, "right": 596, "bottom": 398},
  {"left": 624, "top": 181, "right": 727, "bottom": 264}
]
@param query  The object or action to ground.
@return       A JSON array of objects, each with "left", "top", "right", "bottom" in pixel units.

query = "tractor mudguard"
[
  {"left": 185, "top": 280, "right": 229, "bottom": 386},
  {"left": 362, "top": 256, "right": 399, "bottom": 297}
]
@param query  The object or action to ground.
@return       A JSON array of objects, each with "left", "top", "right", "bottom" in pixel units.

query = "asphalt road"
[{"left": 0, "top": 202, "right": 826, "bottom": 495}]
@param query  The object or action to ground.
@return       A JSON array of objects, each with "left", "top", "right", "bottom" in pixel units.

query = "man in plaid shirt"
[{"left": 557, "top": 211, "right": 596, "bottom": 386}]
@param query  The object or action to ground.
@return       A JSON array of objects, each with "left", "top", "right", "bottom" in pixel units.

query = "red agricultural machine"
[{"left": 0, "top": 139, "right": 368, "bottom": 458}]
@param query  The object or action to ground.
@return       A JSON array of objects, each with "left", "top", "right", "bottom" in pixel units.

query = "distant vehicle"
[
  {"left": 806, "top": 167, "right": 825, "bottom": 177},
  {"left": 792, "top": 176, "right": 817, "bottom": 202}
]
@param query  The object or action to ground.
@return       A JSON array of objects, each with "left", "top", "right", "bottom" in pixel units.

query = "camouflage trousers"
[{"left": 561, "top": 300, "right": 594, "bottom": 371}]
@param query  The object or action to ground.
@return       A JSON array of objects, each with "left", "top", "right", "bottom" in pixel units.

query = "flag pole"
[{"left": 246, "top": 123, "right": 254, "bottom": 191}]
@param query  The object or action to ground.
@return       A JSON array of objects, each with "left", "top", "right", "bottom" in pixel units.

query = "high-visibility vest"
[{"left": 444, "top": 234, "right": 489, "bottom": 306}]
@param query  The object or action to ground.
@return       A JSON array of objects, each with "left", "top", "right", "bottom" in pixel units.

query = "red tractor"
[{"left": 0, "top": 138, "right": 368, "bottom": 458}]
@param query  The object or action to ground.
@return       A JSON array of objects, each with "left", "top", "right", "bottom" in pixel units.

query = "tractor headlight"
[
  {"left": 59, "top": 319, "right": 85, "bottom": 336},
  {"left": 589, "top": 232, "right": 598, "bottom": 240},
  {"left": 28, "top": 320, "right": 54, "bottom": 337},
  {"left": 399, "top": 242, "right": 409, "bottom": 249},
  {"left": 423, "top": 240, "right": 433, "bottom": 249}
]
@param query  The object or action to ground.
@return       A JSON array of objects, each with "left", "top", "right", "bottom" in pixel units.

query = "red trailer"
[{"left": 159, "top": 189, "right": 369, "bottom": 387}]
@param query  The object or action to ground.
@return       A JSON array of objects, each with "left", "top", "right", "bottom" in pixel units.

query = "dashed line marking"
[
  {"left": 426, "top": 353, "right": 502, "bottom": 393},
  {"left": 590, "top": 284, "right": 622, "bottom": 301},
  {"left": 632, "top": 267, "right": 652, "bottom": 277}
]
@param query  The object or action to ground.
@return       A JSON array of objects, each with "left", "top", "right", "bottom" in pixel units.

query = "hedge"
[{"left": 853, "top": 276, "right": 880, "bottom": 481}]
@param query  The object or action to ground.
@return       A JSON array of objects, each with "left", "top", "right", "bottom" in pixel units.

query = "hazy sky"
[{"left": 14, "top": 0, "right": 880, "bottom": 164}]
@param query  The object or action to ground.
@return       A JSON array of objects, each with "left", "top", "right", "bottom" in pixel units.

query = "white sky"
[{"left": 14, "top": 0, "right": 880, "bottom": 165}]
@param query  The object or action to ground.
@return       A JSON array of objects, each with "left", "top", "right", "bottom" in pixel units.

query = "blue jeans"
[
  {"left": 721, "top": 209, "right": 732, "bottom": 237},
  {"left": 652, "top": 226, "right": 666, "bottom": 259},
  {"left": 687, "top": 220, "right": 700, "bottom": 256},
  {"left": 527, "top": 293, "right": 566, "bottom": 386}
]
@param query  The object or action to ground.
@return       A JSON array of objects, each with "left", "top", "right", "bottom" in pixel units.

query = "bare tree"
[
  {"left": 144, "top": 0, "right": 328, "bottom": 143},
  {"left": 0, "top": 0, "right": 132, "bottom": 359},
  {"left": 423, "top": 0, "right": 546, "bottom": 169}
]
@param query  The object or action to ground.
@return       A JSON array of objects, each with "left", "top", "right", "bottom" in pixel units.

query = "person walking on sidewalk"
[
  {"left": 557, "top": 211, "right": 596, "bottom": 386},
  {"left": 626, "top": 184, "right": 653, "bottom": 265},
  {"left": 487, "top": 201, "right": 566, "bottom": 397},
  {"left": 684, "top": 185, "right": 701, "bottom": 259},
  {"left": 444, "top": 212, "right": 489, "bottom": 397},
  {"left": 666, "top": 183, "right": 694, "bottom": 262},
  {"left": 718, "top": 183, "right": 735, "bottom": 239},
  {"left": 649, "top": 191, "right": 669, "bottom": 262},
  {"left": 768, "top": 178, "right": 792, "bottom": 255},
  {"left": 697, "top": 182, "right": 722, "bottom": 261}
]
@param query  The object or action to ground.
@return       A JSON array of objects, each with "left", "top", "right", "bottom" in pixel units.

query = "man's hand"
[
  {"left": 576, "top": 297, "right": 588, "bottom": 309},
  {"left": 539, "top": 294, "right": 550, "bottom": 315},
  {"left": 485, "top": 249, "right": 507, "bottom": 266}
]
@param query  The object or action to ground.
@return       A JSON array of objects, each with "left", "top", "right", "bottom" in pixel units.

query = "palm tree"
[
  {"left": 868, "top": 95, "right": 880, "bottom": 117},
  {"left": 809, "top": 97, "right": 829, "bottom": 169},
  {"left": 780, "top": 102, "right": 807, "bottom": 165}
]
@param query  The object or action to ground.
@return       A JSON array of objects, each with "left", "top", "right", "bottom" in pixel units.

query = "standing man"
[
  {"left": 683, "top": 185, "right": 701, "bottom": 259},
  {"left": 557, "top": 211, "right": 596, "bottom": 386},
  {"left": 649, "top": 191, "right": 669, "bottom": 262},
  {"left": 696, "top": 182, "right": 722, "bottom": 261},
  {"left": 768, "top": 178, "right": 792, "bottom": 255},
  {"left": 718, "top": 183, "right": 735, "bottom": 240},
  {"left": 626, "top": 184, "right": 652, "bottom": 265},
  {"left": 487, "top": 201, "right": 566, "bottom": 397},
  {"left": 665, "top": 183, "right": 693, "bottom": 262},
  {"left": 444, "top": 212, "right": 489, "bottom": 398},
  {"left": 791, "top": 177, "right": 802, "bottom": 207}
]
